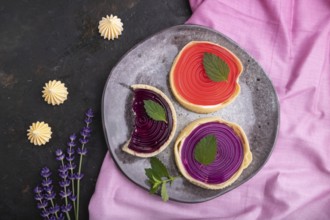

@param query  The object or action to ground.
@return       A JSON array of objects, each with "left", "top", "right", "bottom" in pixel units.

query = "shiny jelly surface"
[
  {"left": 181, "top": 122, "right": 243, "bottom": 184},
  {"left": 173, "top": 42, "right": 241, "bottom": 105},
  {"left": 128, "top": 89, "right": 173, "bottom": 153}
]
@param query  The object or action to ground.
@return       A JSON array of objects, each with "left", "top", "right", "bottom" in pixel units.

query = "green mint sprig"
[
  {"left": 194, "top": 135, "right": 217, "bottom": 165},
  {"left": 203, "top": 53, "right": 230, "bottom": 82},
  {"left": 145, "top": 157, "right": 176, "bottom": 202},
  {"left": 143, "top": 100, "right": 167, "bottom": 123}
]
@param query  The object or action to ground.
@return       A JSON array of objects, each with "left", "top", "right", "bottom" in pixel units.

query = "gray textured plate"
[{"left": 102, "top": 25, "right": 279, "bottom": 203}]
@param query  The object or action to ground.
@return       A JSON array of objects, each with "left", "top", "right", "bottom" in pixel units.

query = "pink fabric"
[{"left": 89, "top": 0, "right": 330, "bottom": 219}]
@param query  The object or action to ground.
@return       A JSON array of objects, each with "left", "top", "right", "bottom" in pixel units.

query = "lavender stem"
[
  {"left": 67, "top": 141, "right": 77, "bottom": 218},
  {"left": 75, "top": 151, "right": 84, "bottom": 220},
  {"left": 75, "top": 112, "right": 92, "bottom": 220}
]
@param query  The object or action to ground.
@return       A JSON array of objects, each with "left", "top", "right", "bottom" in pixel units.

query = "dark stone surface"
[{"left": 0, "top": 0, "right": 191, "bottom": 219}]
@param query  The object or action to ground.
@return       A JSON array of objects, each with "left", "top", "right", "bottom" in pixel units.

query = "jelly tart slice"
[
  {"left": 122, "top": 84, "right": 177, "bottom": 158},
  {"left": 174, "top": 117, "right": 252, "bottom": 190},
  {"left": 169, "top": 41, "right": 243, "bottom": 113}
]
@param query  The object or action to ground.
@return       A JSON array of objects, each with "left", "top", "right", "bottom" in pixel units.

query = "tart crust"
[
  {"left": 174, "top": 117, "right": 252, "bottom": 190},
  {"left": 169, "top": 41, "right": 243, "bottom": 114},
  {"left": 122, "top": 84, "right": 177, "bottom": 158}
]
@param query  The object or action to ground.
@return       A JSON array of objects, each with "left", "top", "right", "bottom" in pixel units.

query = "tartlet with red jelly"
[
  {"left": 174, "top": 117, "right": 252, "bottom": 190},
  {"left": 169, "top": 41, "right": 243, "bottom": 113},
  {"left": 122, "top": 84, "right": 177, "bottom": 158}
]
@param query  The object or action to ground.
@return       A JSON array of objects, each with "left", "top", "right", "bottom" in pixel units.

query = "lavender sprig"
[
  {"left": 61, "top": 203, "right": 73, "bottom": 218},
  {"left": 34, "top": 186, "right": 49, "bottom": 219},
  {"left": 34, "top": 108, "right": 94, "bottom": 220},
  {"left": 66, "top": 133, "right": 77, "bottom": 216},
  {"left": 75, "top": 108, "right": 93, "bottom": 220},
  {"left": 40, "top": 167, "right": 59, "bottom": 219},
  {"left": 56, "top": 149, "right": 72, "bottom": 220}
]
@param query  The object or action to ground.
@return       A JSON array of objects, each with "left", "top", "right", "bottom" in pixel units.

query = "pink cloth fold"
[{"left": 89, "top": 0, "right": 330, "bottom": 219}]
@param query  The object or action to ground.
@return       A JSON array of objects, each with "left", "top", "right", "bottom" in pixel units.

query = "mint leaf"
[
  {"left": 150, "top": 182, "right": 161, "bottom": 194},
  {"left": 161, "top": 182, "right": 169, "bottom": 202},
  {"left": 203, "top": 53, "right": 230, "bottom": 82},
  {"left": 145, "top": 168, "right": 154, "bottom": 180},
  {"left": 194, "top": 135, "right": 217, "bottom": 165},
  {"left": 145, "top": 168, "right": 159, "bottom": 180},
  {"left": 145, "top": 157, "right": 177, "bottom": 202},
  {"left": 151, "top": 175, "right": 161, "bottom": 184},
  {"left": 143, "top": 100, "right": 167, "bottom": 123},
  {"left": 150, "top": 157, "right": 170, "bottom": 178}
]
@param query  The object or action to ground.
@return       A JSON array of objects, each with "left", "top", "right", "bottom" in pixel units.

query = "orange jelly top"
[{"left": 172, "top": 42, "right": 242, "bottom": 106}]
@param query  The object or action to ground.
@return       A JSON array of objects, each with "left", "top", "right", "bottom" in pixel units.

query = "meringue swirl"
[
  {"left": 27, "top": 121, "right": 52, "bottom": 146},
  {"left": 42, "top": 80, "right": 68, "bottom": 105},
  {"left": 98, "top": 14, "right": 123, "bottom": 40}
]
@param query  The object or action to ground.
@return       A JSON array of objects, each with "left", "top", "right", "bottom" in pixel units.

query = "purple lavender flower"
[
  {"left": 55, "top": 148, "right": 73, "bottom": 219},
  {"left": 34, "top": 186, "right": 43, "bottom": 194},
  {"left": 66, "top": 134, "right": 77, "bottom": 172},
  {"left": 67, "top": 141, "right": 76, "bottom": 147},
  {"left": 59, "top": 179, "right": 70, "bottom": 188},
  {"left": 68, "top": 173, "right": 76, "bottom": 181},
  {"left": 85, "top": 108, "right": 94, "bottom": 118},
  {"left": 75, "top": 173, "right": 84, "bottom": 180},
  {"left": 43, "top": 184, "right": 56, "bottom": 201},
  {"left": 79, "top": 138, "right": 89, "bottom": 145},
  {"left": 40, "top": 167, "right": 57, "bottom": 206},
  {"left": 57, "top": 163, "right": 67, "bottom": 182},
  {"left": 58, "top": 171, "right": 68, "bottom": 180},
  {"left": 67, "top": 162, "right": 76, "bottom": 171},
  {"left": 69, "top": 133, "right": 77, "bottom": 141},
  {"left": 41, "top": 209, "right": 50, "bottom": 218},
  {"left": 66, "top": 154, "right": 75, "bottom": 162},
  {"left": 34, "top": 193, "right": 43, "bottom": 201},
  {"left": 83, "top": 126, "right": 92, "bottom": 133},
  {"left": 61, "top": 203, "right": 72, "bottom": 213},
  {"left": 37, "top": 200, "right": 48, "bottom": 209},
  {"left": 80, "top": 127, "right": 92, "bottom": 139},
  {"left": 44, "top": 191, "right": 56, "bottom": 201},
  {"left": 49, "top": 204, "right": 60, "bottom": 215},
  {"left": 77, "top": 147, "right": 87, "bottom": 156},
  {"left": 59, "top": 189, "right": 72, "bottom": 198},
  {"left": 55, "top": 149, "right": 65, "bottom": 161},
  {"left": 41, "top": 167, "right": 51, "bottom": 178},
  {"left": 34, "top": 186, "right": 44, "bottom": 201},
  {"left": 43, "top": 185, "right": 53, "bottom": 193},
  {"left": 34, "top": 187, "right": 49, "bottom": 219},
  {"left": 67, "top": 148, "right": 75, "bottom": 155},
  {"left": 68, "top": 134, "right": 77, "bottom": 146},
  {"left": 58, "top": 164, "right": 68, "bottom": 173},
  {"left": 69, "top": 194, "right": 76, "bottom": 202},
  {"left": 84, "top": 117, "right": 93, "bottom": 124},
  {"left": 84, "top": 109, "right": 94, "bottom": 125},
  {"left": 42, "top": 178, "right": 52, "bottom": 187},
  {"left": 57, "top": 213, "right": 65, "bottom": 220}
]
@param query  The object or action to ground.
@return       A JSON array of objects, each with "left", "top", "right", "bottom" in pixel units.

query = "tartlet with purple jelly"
[
  {"left": 122, "top": 84, "right": 177, "bottom": 158},
  {"left": 174, "top": 117, "right": 252, "bottom": 190}
]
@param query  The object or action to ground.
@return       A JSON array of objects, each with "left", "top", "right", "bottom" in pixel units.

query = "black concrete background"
[{"left": 0, "top": 0, "right": 191, "bottom": 219}]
